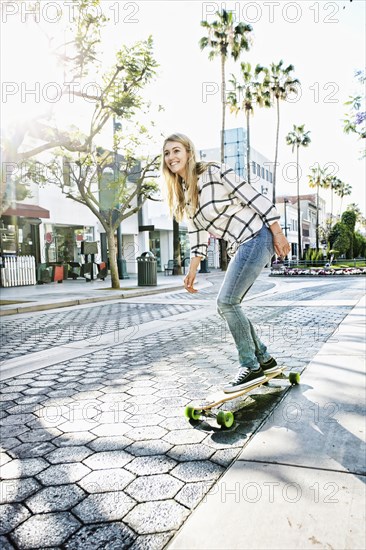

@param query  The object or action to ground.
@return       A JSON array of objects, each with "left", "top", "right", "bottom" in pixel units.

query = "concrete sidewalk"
[
  {"left": 0, "top": 271, "right": 217, "bottom": 316},
  {"left": 169, "top": 294, "right": 366, "bottom": 550}
]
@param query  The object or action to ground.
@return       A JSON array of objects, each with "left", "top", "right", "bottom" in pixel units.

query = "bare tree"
[{"left": 2, "top": 1, "right": 163, "bottom": 288}]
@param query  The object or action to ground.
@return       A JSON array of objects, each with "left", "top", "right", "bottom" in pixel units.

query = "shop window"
[
  {"left": 44, "top": 225, "right": 95, "bottom": 264},
  {"left": 0, "top": 222, "right": 16, "bottom": 254},
  {"left": 0, "top": 218, "right": 40, "bottom": 260},
  {"left": 149, "top": 230, "right": 161, "bottom": 269},
  {"left": 179, "top": 230, "right": 190, "bottom": 263},
  {"left": 18, "top": 221, "right": 34, "bottom": 256}
]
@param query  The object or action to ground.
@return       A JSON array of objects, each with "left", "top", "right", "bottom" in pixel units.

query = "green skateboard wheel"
[
  {"left": 289, "top": 372, "right": 300, "bottom": 385},
  {"left": 185, "top": 406, "right": 202, "bottom": 420},
  {"left": 216, "top": 411, "right": 235, "bottom": 428}
]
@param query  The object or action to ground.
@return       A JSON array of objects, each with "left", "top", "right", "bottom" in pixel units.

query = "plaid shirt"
[{"left": 184, "top": 163, "right": 280, "bottom": 259}]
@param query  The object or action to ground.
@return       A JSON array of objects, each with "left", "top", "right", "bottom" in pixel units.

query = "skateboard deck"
[{"left": 185, "top": 367, "right": 300, "bottom": 428}]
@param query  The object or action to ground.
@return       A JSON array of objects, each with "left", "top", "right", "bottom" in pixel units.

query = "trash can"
[
  {"left": 37, "top": 263, "right": 52, "bottom": 284},
  {"left": 137, "top": 251, "right": 157, "bottom": 286},
  {"left": 199, "top": 258, "right": 210, "bottom": 273}
]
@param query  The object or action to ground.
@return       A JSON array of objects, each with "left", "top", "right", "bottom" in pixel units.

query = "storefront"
[
  {"left": 0, "top": 203, "right": 50, "bottom": 263},
  {"left": 146, "top": 228, "right": 191, "bottom": 273},
  {"left": 43, "top": 224, "right": 95, "bottom": 264},
  {"left": 149, "top": 230, "right": 161, "bottom": 270}
]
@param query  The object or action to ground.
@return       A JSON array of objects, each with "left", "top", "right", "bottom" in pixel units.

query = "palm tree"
[
  {"left": 263, "top": 61, "right": 300, "bottom": 205},
  {"left": 335, "top": 181, "right": 352, "bottom": 217},
  {"left": 308, "top": 164, "right": 332, "bottom": 250},
  {"left": 328, "top": 176, "right": 340, "bottom": 228},
  {"left": 200, "top": 10, "right": 252, "bottom": 270},
  {"left": 227, "top": 63, "right": 271, "bottom": 184},
  {"left": 286, "top": 124, "right": 311, "bottom": 259},
  {"left": 200, "top": 10, "right": 253, "bottom": 164}
]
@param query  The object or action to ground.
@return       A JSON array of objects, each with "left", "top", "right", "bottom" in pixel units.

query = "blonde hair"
[{"left": 162, "top": 133, "right": 211, "bottom": 222}]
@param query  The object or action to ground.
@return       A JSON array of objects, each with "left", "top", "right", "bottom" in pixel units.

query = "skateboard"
[{"left": 184, "top": 367, "right": 300, "bottom": 429}]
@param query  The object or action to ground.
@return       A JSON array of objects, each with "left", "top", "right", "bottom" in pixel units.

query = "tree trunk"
[
  {"left": 316, "top": 185, "right": 319, "bottom": 250},
  {"left": 107, "top": 228, "right": 120, "bottom": 289},
  {"left": 270, "top": 98, "right": 280, "bottom": 266},
  {"left": 173, "top": 218, "right": 182, "bottom": 275},
  {"left": 221, "top": 54, "right": 226, "bottom": 164},
  {"left": 349, "top": 233, "right": 354, "bottom": 259},
  {"left": 296, "top": 145, "right": 302, "bottom": 259},
  {"left": 219, "top": 54, "right": 228, "bottom": 271},
  {"left": 246, "top": 109, "right": 251, "bottom": 184},
  {"left": 339, "top": 196, "right": 343, "bottom": 217},
  {"left": 273, "top": 96, "right": 280, "bottom": 206},
  {"left": 330, "top": 184, "right": 334, "bottom": 229}
]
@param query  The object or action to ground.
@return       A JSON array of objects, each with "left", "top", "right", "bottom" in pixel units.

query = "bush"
[
  {"left": 329, "top": 223, "right": 351, "bottom": 257},
  {"left": 305, "top": 248, "right": 324, "bottom": 264},
  {"left": 354, "top": 231, "right": 366, "bottom": 258},
  {"left": 316, "top": 249, "right": 324, "bottom": 262},
  {"left": 342, "top": 210, "right": 357, "bottom": 233},
  {"left": 341, "top": 211, "right": 357, "bottom": 258}
]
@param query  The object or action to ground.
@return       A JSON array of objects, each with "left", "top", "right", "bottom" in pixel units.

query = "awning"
[{"left": 2, "top": 203, "right": 50, "bottom": 219}]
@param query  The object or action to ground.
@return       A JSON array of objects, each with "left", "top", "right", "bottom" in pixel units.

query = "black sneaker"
[
  {"left": 223, "top": 367, "right": 265, "bottom": 394},
  {"left": 260, "top": 357, "right": 278, "bottom": 374}
]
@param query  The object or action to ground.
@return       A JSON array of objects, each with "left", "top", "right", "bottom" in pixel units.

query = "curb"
[
  {"left": 0, "top": 284, "right": 186, "bottom": 317},
  {"left": 269, "top": 273, "right": 366, "bottom": 277}
]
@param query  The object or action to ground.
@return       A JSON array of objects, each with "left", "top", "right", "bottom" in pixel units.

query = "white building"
[
  {"left": 276, "top": 194, "right": 327, "bottom": 259},
  {"left": 275, "top": 197, "right": 300, "bottom": 259},
  {"left": 4, "top": 128, "right": 325, "bottom": 280},
  {"left": 198, "top": 127, "right": 274, "bottom": 201}
]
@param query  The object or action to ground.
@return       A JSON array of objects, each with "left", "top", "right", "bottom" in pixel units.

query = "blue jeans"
[{"left": 217, "top": 225, "right": 274, "bottom": 371}]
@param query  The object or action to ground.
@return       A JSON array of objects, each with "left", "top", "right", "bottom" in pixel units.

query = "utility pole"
[{"left": 284, "top": 198, "right": 288, "bottom": 237}]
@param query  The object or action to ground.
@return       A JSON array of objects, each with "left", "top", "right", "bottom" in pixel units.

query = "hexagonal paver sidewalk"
[{"left": 1, "top": 277, "right": 358, "bottom": 548}]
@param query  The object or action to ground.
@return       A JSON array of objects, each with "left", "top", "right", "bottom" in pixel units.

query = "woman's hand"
[
  {"left": 184, "top": 257, "right": 202, "bottom": 293},
  {"left": 184, "top": 269, "right": 198, "bottom": 293},
  {"left": 273, "top": 232, "right": 291, "bottom": 258},
  {"left": 270, "top": 222, "right": 291, "bottom": 258}
]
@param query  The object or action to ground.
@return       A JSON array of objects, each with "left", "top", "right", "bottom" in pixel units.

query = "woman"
[{"left": 162, "top": 133, "right": 291, "bottom": 393}]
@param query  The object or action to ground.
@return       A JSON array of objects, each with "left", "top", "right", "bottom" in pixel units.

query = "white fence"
[{"left": 1, "top": 255, "right": 37, "bottom": 287}]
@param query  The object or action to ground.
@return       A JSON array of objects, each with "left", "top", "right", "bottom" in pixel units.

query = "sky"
[{"left": 1, "top": 0, "right": 365, "bottom": 216}]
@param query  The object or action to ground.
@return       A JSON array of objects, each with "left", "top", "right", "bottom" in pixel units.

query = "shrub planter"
[{"left": 270, "top": 267, "right": 366, "bottom": 277}]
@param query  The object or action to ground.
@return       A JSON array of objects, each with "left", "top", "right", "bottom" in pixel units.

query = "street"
[{"left": 0, "top": 272, "right": 365, "bottom": 549}]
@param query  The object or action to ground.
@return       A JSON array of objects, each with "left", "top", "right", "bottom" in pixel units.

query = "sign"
[{"left": 139, "top": 225, "right": 155, "bottom": 232}]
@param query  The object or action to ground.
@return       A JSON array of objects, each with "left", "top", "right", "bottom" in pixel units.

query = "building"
[
  {"left": 275, "top": 197, "right": 300, "bottom": 259},
  {"left": 1, "top": 178, "right": 98, "bottom": 266},
  {"left": 136, "top": 193, "right": 190, "bottom": 274},
  {"left": 1, "top": 201, "right": 49, "bottom": 263},
  {"left": 277, "top": 194, "right": 327, "bottom": 259},
  {"left": 198, "top": 127, "right": 274, "bottom": 200},
  {"left": 3, "top": 128, "right": 323, "bottom": 282}
]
